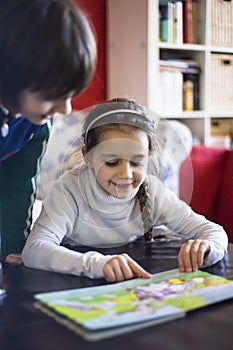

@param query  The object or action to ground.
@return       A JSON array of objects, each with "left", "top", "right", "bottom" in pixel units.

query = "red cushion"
[
  {"left": 180, "top": 145, "right": 227, "bottom": 221},
  {"left": 216, "top": 150, "right": 233, "bottom": 242}
]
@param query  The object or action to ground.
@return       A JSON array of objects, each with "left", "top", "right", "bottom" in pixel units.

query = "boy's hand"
[
  {"left": 178, "top": 239, "right": 210, "bottom": 272},
  {"left": 103, "top": 253, "right": 152, "bottom": 283},
  {"left": 5, "top": 254, "right": 23, "bottom": 265}
]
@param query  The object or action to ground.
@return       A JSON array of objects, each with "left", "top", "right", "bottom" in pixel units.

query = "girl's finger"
[
  {"left": 190, "top": 240, "right": 201, "bottom": 271},
  {"left": 126, "top": 258, "right": 151, "bottom": 278},
  {"left": 104, "top": 255, "right": 133, "bottom": 282},
  {"left": 177, "top": 250, "right": 186, "bottom": 272},
  {"left": 178, "top": 240, "right": 193, "bottom": 272},
  {"left": 197, "top": 241, "right": 210, "bottom": 266},
  {"left": 103, "top": 263, "right": 117, "bottom": 282},
  {"left": 103, "top": 254, "right": 151, "bottom": 282},
  {"left": 178, "top": 240, "right": 210, "bottom": 272}
]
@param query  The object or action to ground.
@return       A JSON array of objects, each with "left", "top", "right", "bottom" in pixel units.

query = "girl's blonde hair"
[{"left": 83, "top": 98, "right": 159, "bottom": 242}]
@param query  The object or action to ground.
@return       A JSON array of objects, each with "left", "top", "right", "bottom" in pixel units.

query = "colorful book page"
[{"left": 35, "top": 268, "right": 233, "bottom": 334}]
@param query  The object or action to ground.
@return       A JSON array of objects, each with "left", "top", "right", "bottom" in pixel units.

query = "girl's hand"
[
  {"left": 178, "top": 239, "right": 210, "bottom": 272},
  {"left": 103, "top": 253, "right": 152, "bottom": 283}
]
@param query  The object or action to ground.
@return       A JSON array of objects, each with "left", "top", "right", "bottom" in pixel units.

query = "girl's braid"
[{"left": 137, "top": 181, "right": 154, "bottom": 242}]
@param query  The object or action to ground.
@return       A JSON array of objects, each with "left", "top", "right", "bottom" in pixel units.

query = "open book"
[{"left": 34, "top": 269, "right": 233, "bottom": 341}]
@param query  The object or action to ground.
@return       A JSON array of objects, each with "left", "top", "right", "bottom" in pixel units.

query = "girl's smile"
[
  {"left": 110, "top": 176, "right": 135, "bottom": 196},
  {"left": 114, "top": 180, "right": 134, "bottom": 190}
]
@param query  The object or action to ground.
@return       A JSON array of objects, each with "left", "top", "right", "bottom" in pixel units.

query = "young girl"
[
  {"left": 22, "top": 98, "right": 228, "bottom": 282},
  {"left": 0, "top": 0, "right": 96, "bottom": 262}
]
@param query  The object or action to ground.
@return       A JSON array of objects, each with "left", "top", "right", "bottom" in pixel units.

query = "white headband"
[{"left": 83, "top": 109, "right": 147, "bottom": 144}]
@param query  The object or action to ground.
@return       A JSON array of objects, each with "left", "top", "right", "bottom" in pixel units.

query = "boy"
[{"left": 0, "top": 0, "right": 96, "bottom": 262}]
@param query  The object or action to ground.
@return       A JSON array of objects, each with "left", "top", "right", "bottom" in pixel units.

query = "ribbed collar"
[{"left": 78, "top": 165, "right": 139, "bottom": 219}]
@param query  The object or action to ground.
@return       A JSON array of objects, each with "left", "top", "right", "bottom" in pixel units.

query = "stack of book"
[
  {"left": 159, "top": 0, "right": 201, "bottom": 44},
  {"left": 157, "top": 59, "right": 200, "bottom": 115}
]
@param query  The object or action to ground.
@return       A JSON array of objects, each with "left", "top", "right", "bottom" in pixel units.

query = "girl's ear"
[{"left": 82, "top": 145, "right": 93, "bottom": 168}]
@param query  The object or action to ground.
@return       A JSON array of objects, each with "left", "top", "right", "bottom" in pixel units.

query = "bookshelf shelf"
[
  {"left": 158, "top": 42, "right": 206, "bottom": 51},
  {"left": 167, "top": 111, "right": 206, "bottom": 119},
  {"left": 107, "top": 0, "right": 233, "bottom": 147},
  {"left": 210, "top": 47, "right": 233, "bottom": 54},
  {"left": 210, "top": 113, "right": 233, "bottom": 119}
]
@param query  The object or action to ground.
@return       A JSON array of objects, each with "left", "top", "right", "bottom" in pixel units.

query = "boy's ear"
[{"left": 82, "top": 145, "right": 93, "bottom": 168}]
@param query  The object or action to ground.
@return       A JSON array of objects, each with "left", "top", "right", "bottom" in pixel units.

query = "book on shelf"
[
  {"left": 167, "top": 1, "right": 175, "bottom": 43},
  {"left": 160, "top": 3, "right": 168, "bottom": 42},
  {"left": 159, "top": 58, "right": 200, "bottom": 69},
  {"left": 183, "top": 0, "right": 192, "bottom": 43},
  {"left": 174, "top": 0, "right": 183, "bottom": 44},
  {"left": 158, "top": 59, "right": 200, "bottom": 114},
  {"left": 158, "top": 69, "right": 183, "bottom": 115},
  {"left": 183, "top": 0, "right": 199, "bottom": 44},
  {"left": 160, "top": 1, "right": 183, "bottom": 44},
  {"left": 159, "top": 0, "right": 199, "bottom": 44},
  {"left": 34, "top": 269, "right": 233, "bottom": 341},
  {"left": 183, "top": 73, "right": 200, "bottom": 111}
]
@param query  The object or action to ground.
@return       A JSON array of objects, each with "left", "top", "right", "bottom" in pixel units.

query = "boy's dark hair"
[{"left": 0, "top": 0, "right": 96, "bottom": 108}]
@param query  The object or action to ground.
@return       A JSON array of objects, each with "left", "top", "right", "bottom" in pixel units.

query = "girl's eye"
[
  {"left": 105, "top": 161, "right": 119, "bottom": 167},
  {"left": 132, "top": 161, "right": 144, "bottom": 167},
  {"left": 105, "top": 160, "right": 144, "bottom": 167}
]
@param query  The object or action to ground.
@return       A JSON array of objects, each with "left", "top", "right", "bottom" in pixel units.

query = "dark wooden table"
[{"left": 1, "top": 240, "right": 233, "bottom": 350}]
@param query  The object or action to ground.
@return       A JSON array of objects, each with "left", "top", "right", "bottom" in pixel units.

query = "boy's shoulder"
[{"left": 0, "top": 117, "right": 50, "bottom": 162}]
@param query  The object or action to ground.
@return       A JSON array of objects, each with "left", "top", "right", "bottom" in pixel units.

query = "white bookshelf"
[{"left": 106, "top": 0, "right": 233, "bottom": 146}]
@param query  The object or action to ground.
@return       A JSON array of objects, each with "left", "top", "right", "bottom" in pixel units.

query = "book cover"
[
  {"left": 158, "top": 69, "right": 183, "bottom": 115},
  {"left": 34, "top": 269, "right": 233, "bottom": 341},
  {"left": 174, "top": 1, "right": 183, "bottom": 44},
  {"left": 183, "top": 0, "right": 193, "bottom": 44},
  {"left": 167, "top": 1, "right": 175, "bottom": 43},
  {"left": 159, "top": 5, "right": 168, "bottom": 42}
]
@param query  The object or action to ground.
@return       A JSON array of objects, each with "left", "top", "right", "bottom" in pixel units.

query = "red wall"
[{"left": 72, "top": 0, "right": 106, "bottom": 110}]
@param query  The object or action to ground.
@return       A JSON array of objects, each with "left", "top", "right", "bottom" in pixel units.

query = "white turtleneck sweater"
[{"left": 22, "top": 165, "right": 228, "bottom": 278}]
